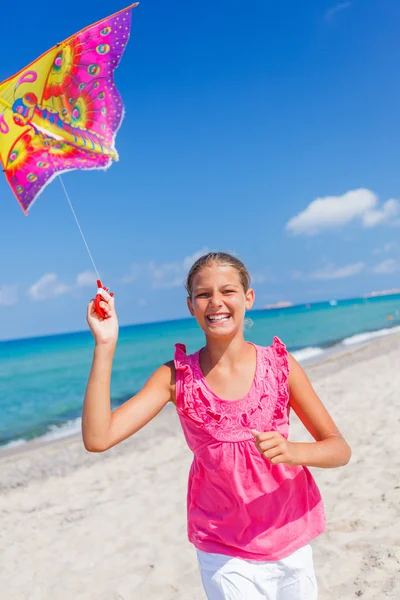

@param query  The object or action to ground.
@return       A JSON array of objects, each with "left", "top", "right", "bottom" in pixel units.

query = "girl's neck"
[{"left": 203, "top": 332, "right": 249, "bottom": 368}]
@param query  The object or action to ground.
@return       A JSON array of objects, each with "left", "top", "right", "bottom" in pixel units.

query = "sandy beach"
[{"left": 0, "top": 334, "right": 399, "bottom": 600}]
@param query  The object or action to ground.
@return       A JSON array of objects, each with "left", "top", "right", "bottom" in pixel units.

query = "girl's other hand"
[
  {"left": 86, "top": 296, "right": 119, "bottom": 347},
  {"left": 251, "top": 430, "right": 298, "bottom": 466}
]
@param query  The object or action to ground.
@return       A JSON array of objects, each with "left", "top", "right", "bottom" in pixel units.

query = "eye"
[
  {"left": 195, "top": 292, "right": 209, "bottom": 298},
  {"left": 223, "top": 290, "right": 235, "bottom": 294}
]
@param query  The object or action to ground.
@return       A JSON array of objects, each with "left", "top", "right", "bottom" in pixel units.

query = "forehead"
[{"left": 192, "top": 264, "right": 242, "bottom": 288}]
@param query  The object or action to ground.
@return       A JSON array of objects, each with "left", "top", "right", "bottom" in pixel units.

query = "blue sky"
[{"left": 1, "top": 0, "right": 400, "bottom": 340}]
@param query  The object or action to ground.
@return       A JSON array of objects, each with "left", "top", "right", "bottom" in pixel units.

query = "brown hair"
[{"left": 185, "top": 252, "right": 251, "bottom": 297}]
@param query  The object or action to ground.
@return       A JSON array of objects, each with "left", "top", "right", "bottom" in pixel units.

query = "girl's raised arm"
[{"left": 82, "top": 297, "right": 174, "bottom": 452}]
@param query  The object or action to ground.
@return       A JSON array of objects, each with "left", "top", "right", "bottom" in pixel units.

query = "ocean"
[{"left": 1, "top": 294, "right": 399, "bottom": 450}]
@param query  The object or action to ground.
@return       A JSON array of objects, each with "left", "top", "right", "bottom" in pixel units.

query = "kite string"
[{"left": 58, "top": 175, "right": 101, "bottom": 281}]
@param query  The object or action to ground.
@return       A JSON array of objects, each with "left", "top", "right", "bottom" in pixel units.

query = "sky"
[{"left": 1, "top": 0, "right": 400, "bottom": 340}]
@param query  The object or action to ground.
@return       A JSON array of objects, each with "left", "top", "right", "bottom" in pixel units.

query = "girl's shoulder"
[
  {"left": 162, "top": 359, "right": 176, "bottom": 380},
  {"left": 150, "top": 360, "right": 176, "bottom": 385},
  {"left": 152, "top": 360, "right": 177, "bottom": 404}
]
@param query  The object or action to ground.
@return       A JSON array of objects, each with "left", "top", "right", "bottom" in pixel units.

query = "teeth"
[{"left": 208, "top": 315, "right": 230, "bottom": 321}]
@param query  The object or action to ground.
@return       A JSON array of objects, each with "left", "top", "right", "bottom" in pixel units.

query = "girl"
[{"left": 83, "top": 252, "right": 351, "bottom": 600}]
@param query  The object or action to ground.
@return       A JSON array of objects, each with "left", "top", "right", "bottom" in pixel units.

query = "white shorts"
[{"left": 197, "top": 544, "right": 318, "bottom": 600}]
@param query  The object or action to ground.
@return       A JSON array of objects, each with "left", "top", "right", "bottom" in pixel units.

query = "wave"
[
  {"left": 342, "top": 325, "right": 400, "bottom": 347},
  {"left": 0, "top": 395, "right": 132, "bottom": 451},
  {"left": 291, "top": 347, "right": 326, "bottom": 362},
  {"left": 38, "top": 417, "right": 82, "bottom": 441},
  {"left": 1, "top": 417, "right": 82, "bottom": 451},
  {"left": 1, "top": 438, "right": 27, "bottom": 450}
]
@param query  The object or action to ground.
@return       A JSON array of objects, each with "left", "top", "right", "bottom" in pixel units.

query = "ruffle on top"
[
  {"left": 270, "top": 336, "right": 290, "bottom": 433},
  {"left": 174, "top": 337, "right": 290, "bottom": 443}
]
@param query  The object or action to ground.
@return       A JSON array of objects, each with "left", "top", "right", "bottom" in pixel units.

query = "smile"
[{"left": 206, "top": 314, "right": 231, "bottom": 324}]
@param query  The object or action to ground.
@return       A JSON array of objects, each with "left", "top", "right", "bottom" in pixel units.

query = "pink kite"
[{"left": 0, "top": 3, "right": 138, "bottom": 214}]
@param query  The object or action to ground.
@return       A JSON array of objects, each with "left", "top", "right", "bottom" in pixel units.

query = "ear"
[
  {"left": 245, "top": 288, "right": 255, "bottom": 310},
  {"left": 186, "top": 295, "right": 195, "bottom": 316}
]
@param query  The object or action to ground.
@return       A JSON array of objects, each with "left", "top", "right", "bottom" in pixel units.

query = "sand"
[{"left": 0, "top": 334, "right": 399, "bottom": 599}]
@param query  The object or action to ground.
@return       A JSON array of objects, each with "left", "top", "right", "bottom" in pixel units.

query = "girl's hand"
[
  {"left": 251, "top": 430, "right": 298, "bottom": 466},
  {"left": 86, "top": 296, "right": 119, "bottom": 347}
]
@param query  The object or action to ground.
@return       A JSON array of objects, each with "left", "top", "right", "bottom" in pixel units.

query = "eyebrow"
[{"left": 194, "top": 284, "right": 240, "bottom": 291}]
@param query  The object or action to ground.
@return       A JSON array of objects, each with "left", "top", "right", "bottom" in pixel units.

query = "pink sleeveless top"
[{"left": 174, "top": 337, "right": 326, "bottom": 561}]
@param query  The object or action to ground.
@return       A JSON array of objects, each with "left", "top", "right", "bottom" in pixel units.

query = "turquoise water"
[{"left": 1, "top": 294, "right": 399, "bottom": 448}]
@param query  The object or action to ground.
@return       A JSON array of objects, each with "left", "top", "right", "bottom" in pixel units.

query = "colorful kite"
[
  {"left": 0, "top": 4, "right": 138, "bottom": 317},
  {"left": 0, "top": 3, "right": 138, "bottom": 215}
]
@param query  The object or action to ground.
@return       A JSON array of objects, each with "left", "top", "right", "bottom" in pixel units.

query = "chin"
[{"left": 204, "top": 324, "right": 240, "bottom": 338}]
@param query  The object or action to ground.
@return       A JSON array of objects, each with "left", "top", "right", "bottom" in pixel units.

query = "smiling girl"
[{"left": 83, "top": 251, "right": 351, "bottom": 600}]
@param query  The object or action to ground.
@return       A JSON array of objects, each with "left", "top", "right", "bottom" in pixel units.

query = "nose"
[{"left": 208, "top": 294, "right": 223, "bottom": 308}]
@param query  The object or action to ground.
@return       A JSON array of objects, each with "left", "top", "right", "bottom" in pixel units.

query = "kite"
[{"left": 0, "top": 3, "right": 139, "bottom": 317}]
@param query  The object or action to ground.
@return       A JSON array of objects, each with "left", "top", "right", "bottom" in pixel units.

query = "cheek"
[
  {"left": 230, "top": 296, "right": 246, "bottom": 309},
  {"left": 192, "top": 299, "right": 206, "bottom": 314}
]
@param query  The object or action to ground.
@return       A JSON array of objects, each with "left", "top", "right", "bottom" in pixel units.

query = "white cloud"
[
  {"left": 26, "top": 271, "right": 113, "bottom": 302},
  {"left": 362, "top": 199, "right": 399, "bottom": 228},
  {"left": 183, "top": 248, "right": 209, "bottom": 271},
  {"left": 372, "top": 259, "right": 399, "bottom": 274},
  {"left": 286, "top": 189, "right": 400, "bottom": 236},
  {"left": 149, "top": 247, "right": 209, "bottom": 290},
  {"left": 293, "top": 262, "right": 365, "bottom": 281},
  {"left": 149, "top": 261, "right": 183, "bottom": 289},
  {"left": 28, "top": 274, "right": 70, "bottom": 301},
  {"left": 325, "top": 2, "right": 352, "bottom": 21},
  {"left": 119, "top": 249, "right": 211, "bottom": 290},
  {"left": 0, "top": 285, "right": 18, "bottom": 307},
  {"left": 309, "top": 262, "right": 365, "bottom": 280},
  {"left": 372, "top": 242, "right": 397, "bottom": 255},
  {"left": 149, "top": 262, "right": 181, "bottom": 280},
  {"left": 76, "top": 270, "right": 97, "bottom": 287}
]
